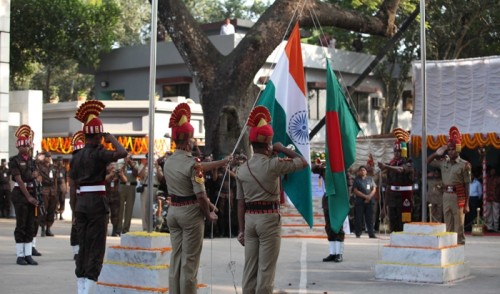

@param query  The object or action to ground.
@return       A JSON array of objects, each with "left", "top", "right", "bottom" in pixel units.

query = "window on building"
[
  {"left": 350, "top": 91, "right": 369, "bottom": 122},
  {"left": 307, "top": 82, "right": 326, "bottom": 120},
  {"left": 157, "top": 76, "right": 192, "bottom": 98}
]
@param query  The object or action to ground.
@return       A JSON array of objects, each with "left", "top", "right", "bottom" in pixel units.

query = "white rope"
[{"left": 208, "top": 2, "right": 309, "bottom": 291}]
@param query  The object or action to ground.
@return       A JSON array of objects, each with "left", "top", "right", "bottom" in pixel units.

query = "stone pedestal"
[
  {"left": 96, "top": 231, "right": 209, "bottom": 293},
  {"left": 375, "top": 222, "right": 469, "bottom": 283}
]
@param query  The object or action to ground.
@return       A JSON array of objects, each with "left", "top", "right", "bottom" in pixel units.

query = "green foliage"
[
  {"left": 10, "top": 0, "right": 120, "bottom": 100},
  {"left": 183, "top": 0, "right": 272, "bottom": 22}
]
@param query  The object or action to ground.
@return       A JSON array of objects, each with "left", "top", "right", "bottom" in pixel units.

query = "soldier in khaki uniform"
[
  {"left": 428, "top": 126, "right": 471, "bottom": 244},
  {"left": 427, "top": 169, "right": 444, "bottom": 222},
  {"left": 117, "top": 154, "right": 138, "bottom": 234},
  {"left": 37, "top": 152, "right": 58, "bottom": 237},
  {"left": 164, "top": 103, "right": 228, "bottom": 294},
  {"left": 236, "top": 106, "right": 307, "bottom": 294}
]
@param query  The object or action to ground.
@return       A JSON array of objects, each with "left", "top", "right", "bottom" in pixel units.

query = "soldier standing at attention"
[
  {"left": 55, "top": 156, "right": 68, "bottom": 220},
  {"left": 427, "top": 126, "right": 471, "bottom": 244},
  {"left": 70, "top": 101, "right": 127, "bottom": 293},
  {"left": 236, "top": 106, "right": 308, "bottom": 294},
  {"left": 0, "top": 158, "right": 12, "bottom": 218},
  {"left": 10, "top": 125, "right": 39, "bottom": 265},
  {"left": 69, "top": 131, "right": 85, "bottom": 261},
  {"left": 106, "top": 162, "right": 123, "bottom": 236},
  {"left": 37, "top": 151, "right": 58, "bottom": 237},
  {"left": 377, "top": 128, "right": 414, "bottom": 232},
  {"left": 164, "top": 103, "right": 228, "bottom": 294}
]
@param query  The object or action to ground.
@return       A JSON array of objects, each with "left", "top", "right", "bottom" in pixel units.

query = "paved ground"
[{"left": 1, "top": 217, "right": 499, "bottom": 294}]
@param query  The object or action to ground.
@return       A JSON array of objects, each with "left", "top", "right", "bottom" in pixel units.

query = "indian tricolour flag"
[{"left": 257, "top": 22, "right": 313, "bottom": 228}]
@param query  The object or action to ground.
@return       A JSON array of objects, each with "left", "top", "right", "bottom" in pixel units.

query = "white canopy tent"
[{"left": 412, "top": 56, "right": 500, "bottom": 137}]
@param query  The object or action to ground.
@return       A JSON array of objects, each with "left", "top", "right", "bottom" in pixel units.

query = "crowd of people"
[{"left": 3, "top": 100, "right": 500, "bottom": 294}]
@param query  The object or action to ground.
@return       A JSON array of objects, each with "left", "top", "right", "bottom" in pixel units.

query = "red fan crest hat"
[
  {"left": 15, "top": 124, "right": 33, "bottom": 148},
  {"left": 247, "top": 106, "right": 273, "bottom": 144},
  {"left": 392, "top": 128, "right": 410, "bottom": 158},
  {"left": 71, "top": 131, "right": 86, "bottom": 151},
  {"left": 75, "top": 100, "right": 106, "bottom": 134},
  {"left": 169, "top": 103, "right": 194, "bottom": 141},
  {"left": 448, "top": 126, "right": 462, "bottom": 152}
]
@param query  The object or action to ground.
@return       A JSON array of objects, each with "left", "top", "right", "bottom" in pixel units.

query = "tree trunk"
[{"left": 157, "top": 0, "right": 401, "bottom": 157}]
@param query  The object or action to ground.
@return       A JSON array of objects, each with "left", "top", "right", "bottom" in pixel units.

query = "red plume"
[
  {"left": 71, "top": 131, "right": 86, "bottom": 150},
  {"left": 247, "top": 106, "right": 271, "bottom": 127},
  {"left": 75, "top": 100, "right": 105, "bottom": 124},
  {"left": 169, "top": 103, "right": 191, "bottom": 128},
  {"left": 392, "top": 128, "right": 410, "bottom": 143},
  {"left": 15, "top": 124, "right": 32, "bottom": 139}
]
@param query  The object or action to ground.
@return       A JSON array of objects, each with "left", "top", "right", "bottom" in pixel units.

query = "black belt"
[
  {"left": 142, "top": 184, "right": 159, "bottom": 188},
  {"left": 170, "top": 195, "right": 197, "bottom": 206},
  {"left": 120, "top": 182, "right": 137, "bottom": 186},
  {"left": 245, "top": 201, "right": 280, "bottom": 211}
]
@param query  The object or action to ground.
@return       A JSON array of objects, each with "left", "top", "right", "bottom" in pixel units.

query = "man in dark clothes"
[
  {"left": 378, "top": 128, "right": 414, "bottom": 232},
  {"left": 10, "top": 125, "right": 39, "bottom": 266},
  {"left": 54, "top": 156, "right": 68, "bottom": 220},
  {"left": 69, "top": 131, "right": 85, "bottom": 261},
  {"left": 0, "top": 158, "right": 12, "bottom": 218},
  {"left": 312, "top": 159, "right": 347, "bottom": 262},
  {"left": 70, "top": 101, "right": 127, "bottom": 293},
  {"left": 37, "top": 151, "right": 57, "bottom": 236}
]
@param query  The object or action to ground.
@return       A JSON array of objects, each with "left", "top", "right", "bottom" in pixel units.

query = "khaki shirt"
[
  {"left": 427, "top": 177, "right": 443, "bottom": 204},
  {"left": 138, "top": 164, "right": 160, "bottom": 186},
  {"left": 164, "top": 150, "right": 205, "bottom": 196},
  {"left": 236, "top": 153, "right": 303, "bottom": 202},
  {"left": 430, "top": 157, "right": 471, "bottom": 186}
]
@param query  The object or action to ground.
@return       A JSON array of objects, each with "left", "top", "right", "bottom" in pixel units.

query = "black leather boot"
[
  {"left": 45, "top": 228, "right": 54, "bottom": 237},
  {"left": 32, "top": 247, "right": 42, "bottom": 256},
  {"left": 16, "top": 257, "right": 28, "bottom": 265},
  {"left": 323, "top": 254, "right": 337, "bottom": 262},
  {"left": 334, "top": 254, "right": 343, "bottom": 262},
  {"left": 41, "top": 226, "right": 46, "bottom": 237},
  {"left": 111, "top": 225, "right": 119, "bottom": 237},
  {"left": 24, "top": 256, "right": 38, "bottom": 265}
]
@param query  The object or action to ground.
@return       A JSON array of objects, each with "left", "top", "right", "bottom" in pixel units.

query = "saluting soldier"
[
  {"left": 70, "top": 101, "right": 127, "bottom": 293},
  {"left": 377, "top": 128, "right": 414, "bottom": 232},
  {"left": 163, "top": 103, "right": 227, "bottom": 294},
  {"left": 427, "top": 126, "right": 471, "bottom": 244},
  {"left": 10, "top": 125, "right": 39, "bottom": 265},
  {"left": 236, "top": 106, "right": 307, "bottom": 294},
  {"left": 0, "top": 158, "right": 12, "bottom": 218}
]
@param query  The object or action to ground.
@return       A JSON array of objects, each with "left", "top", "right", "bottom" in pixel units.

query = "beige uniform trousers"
[
  {"left": 167, "top": 203, "right": 204, "bottom": 294},
  {"left": 430, "top": 202, "right": 443, "bottom": 223},
  {"left": 118, "top": 185, "right": 136, "bottom": 233},
  {"left": 242, "top": 213, "right": 281, "bottom": 294},
  {"left": 443, "top": 192, "right": 465, "bottom": 244}
]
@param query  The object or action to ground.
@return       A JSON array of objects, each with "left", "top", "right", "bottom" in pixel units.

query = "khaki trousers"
[
  {"left": 443, "top": 192, "right": 465, "bottom": 244},
  {"left": 167, "top": 204, "right": 204, "bottom": 294},
  {"left": 242, "top": 213, "right": 281, "bottom": 294},
  {"left": 118, "top": 185, "right": 136, "bottom": 233}
]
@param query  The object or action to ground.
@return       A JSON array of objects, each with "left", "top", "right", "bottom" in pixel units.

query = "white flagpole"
[
  {"left": 146, "top": 0, "right": 158, "bottom": 232},
  {"left": 420, "top": 0, "right": 428, "bottom": 222}
]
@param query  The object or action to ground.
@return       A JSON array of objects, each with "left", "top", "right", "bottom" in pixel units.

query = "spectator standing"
[
  {"left": 465, "top": 171, "right": 483, "bottom": 231},
  {"left": 106, "top": 162, "right": 123, "bottom": 236},
  {"left": 352, "top": 165, "right": 377, "bottom": 238},
  {"left": 220, "top": 17, "right": 235, "bottom": 35}
]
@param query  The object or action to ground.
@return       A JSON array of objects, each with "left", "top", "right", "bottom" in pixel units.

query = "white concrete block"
[
  {"left": 106, "top": 246, "right": 171, "bottom": 266},
  {"left": 390, "top": 231, "right": 457, "bottom": 248},
  {"left": 375, "top": 262, "right": 469, "bottom": 283},
  {"left": 403, "top": 222, "right": 446, "bottom": 234},
  {"left": 98, "top": 262, "right": 169, "bottom": 288},
  {"left": 120, "top": 232, "right": 170, "bottom": 249},
  {"left": 381, "top": 245, "right": 464, "bottom": 266}
]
